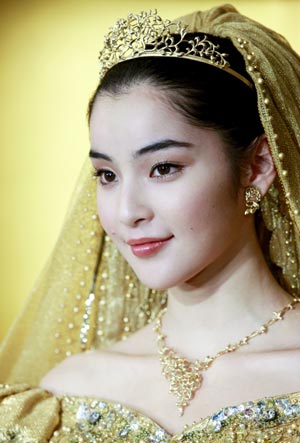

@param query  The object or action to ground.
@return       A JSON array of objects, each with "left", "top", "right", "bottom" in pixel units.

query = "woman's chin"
[{"left": 133, "top": 272, "right": 177, "bottom": 292}]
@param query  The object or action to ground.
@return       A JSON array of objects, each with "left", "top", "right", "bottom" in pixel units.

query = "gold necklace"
[{"left": 153, "top": 298, "right": 300, "bottom": 416}]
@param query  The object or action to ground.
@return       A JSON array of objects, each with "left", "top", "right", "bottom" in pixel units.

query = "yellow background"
[{"left": 1, "top": 0, "right": 300, "bottom": 342}]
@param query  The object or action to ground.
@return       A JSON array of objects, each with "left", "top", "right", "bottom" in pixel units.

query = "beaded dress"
[{"left": 1, "top": 4, "right": 300, "bottom": 442}]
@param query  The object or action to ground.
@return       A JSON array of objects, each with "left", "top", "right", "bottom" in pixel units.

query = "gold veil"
[{"left": 1, "top": 4, "right": 300, "bottom": 385}]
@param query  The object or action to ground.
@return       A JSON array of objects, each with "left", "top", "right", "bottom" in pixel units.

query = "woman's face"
[{"left": 89, "top": 85, "right": 248, "bottom": 290}]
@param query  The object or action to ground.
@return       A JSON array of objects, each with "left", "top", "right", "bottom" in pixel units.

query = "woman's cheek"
[
  {"left": 181, "top": 192, "right": 209, "bottom": 222},
  {"left": 96, "top": 195, "right": 116, "bottom": 234}
]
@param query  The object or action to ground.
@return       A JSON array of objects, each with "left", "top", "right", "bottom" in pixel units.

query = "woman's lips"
[{"left": 127, "top": 236, "right": 174, "bottom": 257}]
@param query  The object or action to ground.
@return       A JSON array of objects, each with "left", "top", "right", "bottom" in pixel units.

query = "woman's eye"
[
  {"left": 150, "top": 162, "right": 182, "bottom": 178},
  {"left": 92, "top": 169, "right": 117, "bottom": 185}
]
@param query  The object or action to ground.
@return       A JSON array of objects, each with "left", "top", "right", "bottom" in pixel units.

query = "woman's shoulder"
[
  {"left": 39, "top": 349, "right": 115, "bottom": 396},
  {"left": 40, "top": 322, "right": 157, "bottom": 397}
]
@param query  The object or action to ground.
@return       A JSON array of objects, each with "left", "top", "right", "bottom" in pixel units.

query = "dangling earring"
[{"left": 244, "top": 186, "right": 262, "bottom": 215}]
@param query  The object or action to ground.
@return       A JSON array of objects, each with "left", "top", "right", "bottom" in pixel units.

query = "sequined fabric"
[{"left": 1, "top": 385, "right": 300, "bottom": 442}]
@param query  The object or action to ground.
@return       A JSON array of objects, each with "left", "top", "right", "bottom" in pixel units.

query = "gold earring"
[{"left": 244, "top": 186, "right": 262, "bottom": 215}]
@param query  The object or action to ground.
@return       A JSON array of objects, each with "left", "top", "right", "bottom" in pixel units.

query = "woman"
[{"left": 0, "top": 4, "right": 300, "bottom": 442}]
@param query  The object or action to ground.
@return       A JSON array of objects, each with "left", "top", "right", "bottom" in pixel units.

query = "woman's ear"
[{"left": 241, "top": 134, "right": 277, "bottom": 196}]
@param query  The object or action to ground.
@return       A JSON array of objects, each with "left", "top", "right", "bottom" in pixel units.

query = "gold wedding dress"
[{"left": 1, "top": 4, "right": 300, "bottom": 442}]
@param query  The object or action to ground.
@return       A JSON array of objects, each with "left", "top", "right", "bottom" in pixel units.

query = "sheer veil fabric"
[{"left": 0, "top": 4, "right": 300, "bottom": 386}]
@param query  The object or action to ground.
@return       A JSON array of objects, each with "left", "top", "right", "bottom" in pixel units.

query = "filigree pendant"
[{"left": 160, "top": 348, "right": 203, "bottom": 416}]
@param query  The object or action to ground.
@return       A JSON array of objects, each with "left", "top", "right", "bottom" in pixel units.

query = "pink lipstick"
[{"left": 127, "top": 236, "right": 173, "bottom": 257}]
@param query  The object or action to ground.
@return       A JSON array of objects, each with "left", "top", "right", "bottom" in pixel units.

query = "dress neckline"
[{"left": 61, "top": 389, "right": 300, "bottom": 440}]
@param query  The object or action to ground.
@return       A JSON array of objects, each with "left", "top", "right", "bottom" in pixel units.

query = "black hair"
[{"left": 88, "top": 34, "right": 263, "bottom": 189}]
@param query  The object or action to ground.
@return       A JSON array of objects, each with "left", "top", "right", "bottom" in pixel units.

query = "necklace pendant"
[
  {"left": 174, "top": 372, "right": 203, "bottom": 416},
  {"left": 166, "top": 361, "right": 204, "bottom": 415}
]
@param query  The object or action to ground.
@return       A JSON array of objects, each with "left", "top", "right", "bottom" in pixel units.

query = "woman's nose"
[{"left": 118, "top": 183, "right": 153, "bottom": 227}]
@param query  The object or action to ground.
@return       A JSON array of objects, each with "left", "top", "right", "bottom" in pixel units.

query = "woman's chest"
[{"left": 86, "top": 351, "right": 300, "bottom": 435}]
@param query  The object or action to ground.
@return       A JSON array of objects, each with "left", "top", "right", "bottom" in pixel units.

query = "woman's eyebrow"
[
  {"left": 89, "top": 139, "right": 193, "bottom": 162},
  {"left": 89, "top": 150, "right": 112, "bottom": 161},
  {"left": 133, "top": 139, "right": 193, "bottom": 158}
]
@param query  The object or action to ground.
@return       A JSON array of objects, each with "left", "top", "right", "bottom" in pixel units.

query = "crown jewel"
[{"left": 98, "top": 10, "right": 253, "bottom": 88}]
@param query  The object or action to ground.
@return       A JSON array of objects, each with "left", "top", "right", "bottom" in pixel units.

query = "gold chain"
[{"left": 153, "top": 297, "right": 300, "bottom": 416}]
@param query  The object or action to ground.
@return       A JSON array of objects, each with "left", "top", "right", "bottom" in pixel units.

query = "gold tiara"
[{"left": 98, "top": 10, "right": 253, "bottom": 89}]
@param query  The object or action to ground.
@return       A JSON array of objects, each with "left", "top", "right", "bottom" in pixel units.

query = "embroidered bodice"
[{"left": 1, "top": 384, "right": 300, "bottom": 442}]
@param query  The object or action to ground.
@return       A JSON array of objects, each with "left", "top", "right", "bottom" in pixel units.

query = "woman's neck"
[{"left": 163, "top": 232, "right": 291, "bottom": 359}]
